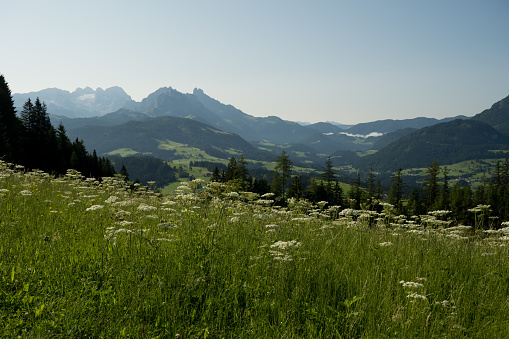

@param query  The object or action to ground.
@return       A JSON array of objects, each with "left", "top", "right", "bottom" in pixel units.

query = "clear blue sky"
[{"left": 1, "top": 0, "right": 508, "bottom": 124}]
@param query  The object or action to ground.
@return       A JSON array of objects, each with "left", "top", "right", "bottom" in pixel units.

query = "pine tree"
[
  {"left": 365, "top": 168, "right": 377, "bottom": 204},
  {"left": 287, "top": 175, "right": 304, "bottom": 199},
  {"left": 347, "top": 172, "right": 362, "bottom": 209},
  {"left": 119, "top": 165, "right": 129, "bottom": 181},
  {"left": 225, "top": 157, "right": 237, "bottom": 182},
  {"left": 321, "top": 156, "right": 336, "bottom": 187},
  {"left": 271, "top": 171, "right": 282, "bottom": 198},
  {"left": 423, "top": 160, "right": 440, "bottom": 211},
  {"left": 235, "top": 155, "right": 249, "bottom": 187},
  {"left": 407, "top": 188, "right": 424, "bottom": 216},
  {"left": 55, "top": 123, "right": 72, "bottom": 173},
  {"left": 211, "top": 166, "right": 221, "bottom": 182},
  {"left": 331, "top": 181, "right": 344, "bottom": 207},
  {"left": 274, "top": 151, "right": 293, "bottom": 199},
  {"left": 388, "top": 168, "right": 404, "bottom": 214},
  {"left": 0, "top": 75, "right": 22, "bottom": 162},
  {"left": 450, "top": 183, "right": 473, "bottom": 224},
  {"left": 19, "top": 97, "right": 55, "bottom": 171},
  {"left": 436, "top": 166, "right": 450, "bottom": 210}
]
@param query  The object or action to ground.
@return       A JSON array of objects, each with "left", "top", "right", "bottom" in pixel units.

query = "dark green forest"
[{"left": 0, "top": 75, "right": 114, "bottom": 178}]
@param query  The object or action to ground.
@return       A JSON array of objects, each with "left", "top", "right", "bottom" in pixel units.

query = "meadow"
[{"left": 1, "top": 160, "right": 509, "bottom": 338}]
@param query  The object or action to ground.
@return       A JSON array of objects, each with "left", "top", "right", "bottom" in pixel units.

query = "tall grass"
[{"left": 1, "top": 161, "right": 509, "bottom": 338}]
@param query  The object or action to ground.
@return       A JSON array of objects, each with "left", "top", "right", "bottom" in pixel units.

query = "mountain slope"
[
  {"left": 356, "top": 119, "right": 509, "bottom": 171},
  {"left": 191, "top": 88, "right": 318, "bottom": 143},
  {"left": 50, "top": 86, "right": 318, "bottom": 144},
  {"left": 472, "top": 94, "right": 509, "bottom": 136},
  {"left": 51, "top": 109, "right": 149, "bottom": 130},
  {"left": 306, "top": 122, "right": 345, "bottom": 134},
  {"left": 370, "top": 128, "right": 418, "bottom": 150},
  {"left": 346, "top": 116, "right": 468, "bottom": 135},
  {"left": 67, "top": 116, "right": 265, "bottom": 161},
  {"left": 13, "top": 87, "right": 131, "bottom": 118}
]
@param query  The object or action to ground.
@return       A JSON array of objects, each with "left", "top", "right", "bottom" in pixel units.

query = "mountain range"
[
  {"left": 13, "top": 87, "right": 132, "bottom": 118},
  {"left": 13, "top": 86, "right": 509, "bottom": 175}
]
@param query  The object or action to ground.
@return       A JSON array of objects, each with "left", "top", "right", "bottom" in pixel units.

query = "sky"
[{"left": 1, "top": 0, "right": 508, "bottom": 124}]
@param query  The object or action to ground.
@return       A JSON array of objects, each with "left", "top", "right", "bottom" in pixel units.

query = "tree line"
[
  {"left": 210, "top": 152, "right": 345, "bottom": 207},
  {"left": 211, "top": 151, "right": 509, "bottom": 227},
  {"left": 0, "top": 75, "right": 114, "bottom": 177}
]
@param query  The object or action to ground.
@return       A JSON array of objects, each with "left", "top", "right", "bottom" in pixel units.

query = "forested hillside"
[
  {"left": 356, "top": 119, "right": 509, "bottom": 171},
  {"left": 0, "top": 75, "right": 115, "bottom": 178}
]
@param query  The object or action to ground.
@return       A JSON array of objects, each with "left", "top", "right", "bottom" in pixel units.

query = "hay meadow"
[{"left": 2, "top": 160, "right": 509, "bottom": 338}]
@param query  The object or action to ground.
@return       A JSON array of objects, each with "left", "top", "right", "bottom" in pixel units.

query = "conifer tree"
[
  {"left": 436, "top": 166, "right": 450, "bottom": 210},
  {"left": 388, "top": 168, "right": 404, "bottom": 213},
  {"left": 271, "top": 171, "right": 282, "bottom": 198},
  {"left": 365, "top": 168, "right": 377, "bottom": 204},
  {"left": 211, "top": 166, "right": 221, "bottom": 182},
  {"left": 235, "top": 155, "right": 249, "bottom": 188},
  {"left": 275, "top": 151, "right": 293, "bottom": 199},
  {"left": 321, "top": 156, "right": 336, "bottom": 187},
  {"left": 0, "top": 75, "right": 21, "bottom": 162},
  {"left": 347, "top": 172, "right": 362, "bottom": 209},
  {"left": 19, "top": 97, "right": 56, "bottom": 171},
  {"left": 225, "top": 157, "right": 237, "bottom": 182},
  {"left": 287, "top": 175, "right": 304, "bottom": 199},
  {"left": 119, "top": 165, "right": 130, "bottom": 181},
  {"left": 423, "top": 160, "right": 440, "bottom": 210}
]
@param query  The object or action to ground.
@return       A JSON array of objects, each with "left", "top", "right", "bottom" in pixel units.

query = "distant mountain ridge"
[
  {"left": 13, "top": 86, "right": 132, "bottom": 118},
  {"left": 17, "top": 85, "right": 509, "bottom": 174},
  {"left": 346, "top": 116, "right": 469, "bottom": 135},
  {"left": 19, "top": 85, "right": 471, "bottom": 147},
  {"left": 356, "top": 119, "right": 509, "bottom": 171}
]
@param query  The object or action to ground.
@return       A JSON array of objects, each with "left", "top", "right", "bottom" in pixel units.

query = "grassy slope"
[{"left": 2, "top": 162, "right": 509, "bottom": 337}]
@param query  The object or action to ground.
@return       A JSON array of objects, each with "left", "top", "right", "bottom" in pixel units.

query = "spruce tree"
[
  {"left": 19, "top": 97, "right": 55, "bottom": 171},
  {"left": 119, "top": 165, "right": 130, "bottom": 181},
  {"left": 365, "top": 168, "right": 377, "bottom": 204},
  {"left": 225, "top": 157, "right": 237, "bottom": 182},
  {"left": 287, "top": 175, "right": 304, "bottom": 199},
  {"left": 347, "top": 172, "right": 362, "bottom": 209},
  {"left": 271, "top": 171, "right": 282, "bottom": 198},
  {"left": 275, "top": 151, "right": 293, "bottom": 199},
  {"left": 436, "top": 166, "right": 450, "bottom": 210},
  {"left": 211, "top": 166, "right": 221, "bottom": 182},
  {"left": 388, "top": 168, "right": 404, "bottom": 214},
  {"left": 321, "top": 156, "right": 336, "bottom": 187},
  {"left": 0, "top": 75, "right": 21, "bottom": 162},
  {"left": 423, "top": 160, "right": 440, "bottom": 211}
]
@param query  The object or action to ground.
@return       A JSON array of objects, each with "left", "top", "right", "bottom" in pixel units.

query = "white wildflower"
[
  {"left": 156, "top": 238, "right": 177, "bottom": 242},
  {"left": 270, "top": 240, "right": 302, "bottom": 250},
  {"left": 105, "top": 196, "right": 119, "bottom": 204},
  {"left": 399, "top": 281, "right": 424, "bottom": 288},
  {"left": 379, "top": 242, "right": 393, "bottom": 247},
  {"left": 86, "top": 205, "right": 104, "bottom": 211},
  {"left": 115, "top": 221, "right": 134, "bottom": 227},
  {"left": 137, "top": 203, "right": 157, "bottom": 211},
  {"left": 406, "top": 293, "right": 427, "bottom": 300}
]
